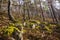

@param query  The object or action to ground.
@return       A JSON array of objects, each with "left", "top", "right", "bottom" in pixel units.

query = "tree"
[
  {"left": 47, "top": 0, "right": 58, "bottom": 23},
  {"left": 0, "top": 0, "right": 2, "bottom": 11},
  {"left": 39, "top": 0, "right": 45, "bottom": 21},
  {"left": 8, "top": 0, "right": 16, "bottom": 23}
]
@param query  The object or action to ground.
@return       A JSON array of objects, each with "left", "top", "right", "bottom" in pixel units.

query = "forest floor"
[{"left": 0, "top": 12, "right": 60, "bottom": 40}]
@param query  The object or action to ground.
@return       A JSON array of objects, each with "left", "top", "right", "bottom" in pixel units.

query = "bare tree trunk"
[
  {"left": 8, "top": 0, "right": 16, "bottom": 23},
  {"left": 47, "top": 2, "right": 55, "bottom": 22},
  {"left": 30, "top": 4, "right": 34, "bottom": 19},
  {"left": 26, "top": 2, "right": 30, "bottom": 20},
  {"left": 47, "top": 0, "right": 58, "bottom": 23},
  {"left": 22, "top": 0, "right": 26, "bottom": 22},
  {"left": 39, "top": 0, "right": 45, "bottom": 21},
  {"left": 0, "top": 0, "right": 2, "bottom": 11},
  {"left": 34, "top": 0, "right": 39, "bottom": 19},
  {"left": 51, "top": 4, "right": 58, "bottom": 23}
]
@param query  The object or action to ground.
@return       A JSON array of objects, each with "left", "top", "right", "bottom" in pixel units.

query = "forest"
[{"left": 0, "top": 0, "right": 60, "bottom": 40}]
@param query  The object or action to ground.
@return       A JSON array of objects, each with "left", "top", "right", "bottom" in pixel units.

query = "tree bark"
[
  {"left": 8, "top": 0, "right": 16, "bottom": 23},
  {"left": 39, "top": 0, "right": 45, "bottom": 21}
]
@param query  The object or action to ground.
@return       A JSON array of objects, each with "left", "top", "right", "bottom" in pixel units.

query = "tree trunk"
[
  {"left": 0, "top": 0, "right": 2, "bottom": 11},
  {"left": 39, "top": 0, "right": 45, "bottom": 21},
  {"left": 51, "top": 4, "right": 58, "bottom": 23},
  {"left": 8, "top": 0, "right": 16, "bottom": 23}
]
